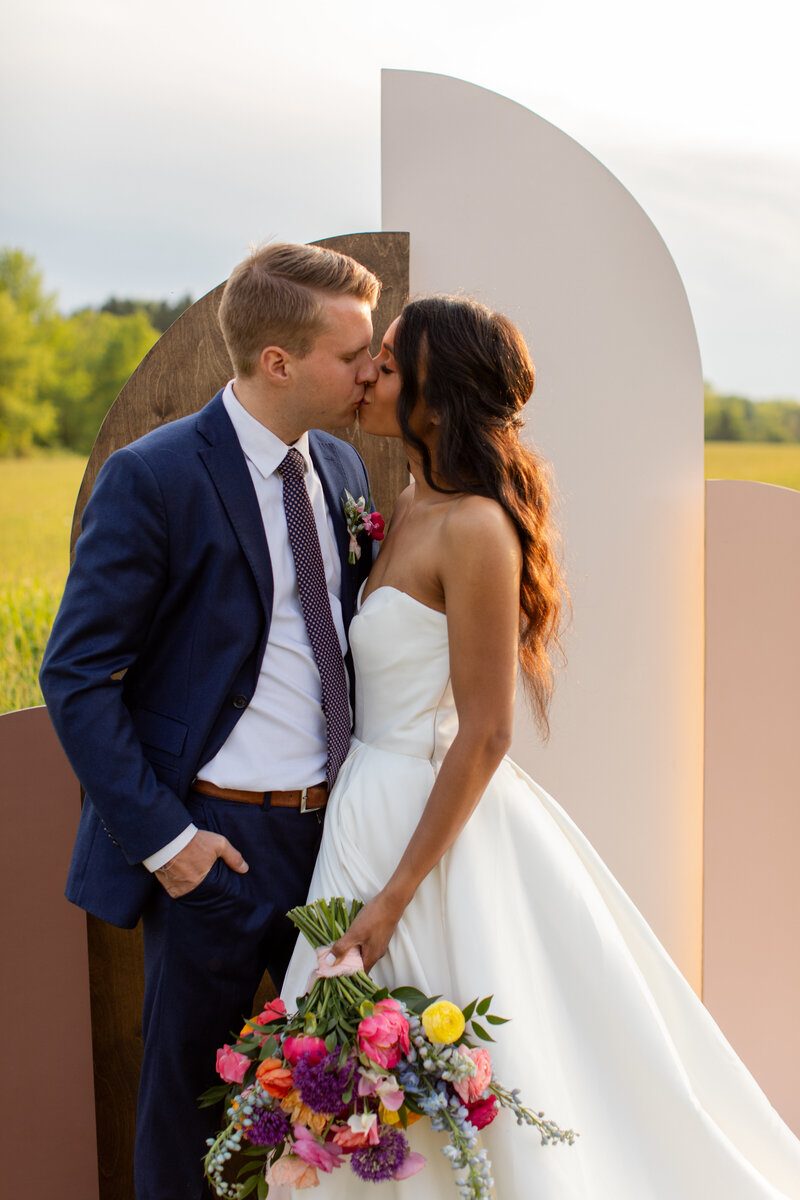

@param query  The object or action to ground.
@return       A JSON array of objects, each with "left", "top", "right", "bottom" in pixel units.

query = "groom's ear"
[{"left": 259, "top": 345, "right": 291, "bottom": 382}]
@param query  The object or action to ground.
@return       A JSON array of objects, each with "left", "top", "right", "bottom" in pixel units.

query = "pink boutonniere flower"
[{"left": 343, "top": 490, "right": 385, "bottom": 564}]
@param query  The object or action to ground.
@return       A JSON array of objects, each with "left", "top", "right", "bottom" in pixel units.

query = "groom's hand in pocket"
[{"left": 154, "top": 829, "right": 249, "bottom": 898}]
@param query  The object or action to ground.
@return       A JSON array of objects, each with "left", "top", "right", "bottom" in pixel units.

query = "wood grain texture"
[
  {"left": 67, "top": 234, "right": 409, "bottom": 1200},
  {"left": 71, "top": 232, "right": 410, "bottom": 550},
  {"left": 316, "top": 231, "right": 410, "bottom": 522}
]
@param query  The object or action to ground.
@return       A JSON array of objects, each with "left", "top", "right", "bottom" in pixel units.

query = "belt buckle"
[{"left": 299, "top": 786, "right": 310, "bottom": 813}]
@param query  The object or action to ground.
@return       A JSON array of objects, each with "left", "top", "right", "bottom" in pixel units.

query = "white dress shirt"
[{"left": 143, "top": 381, "right": 348, "bottom": 870}]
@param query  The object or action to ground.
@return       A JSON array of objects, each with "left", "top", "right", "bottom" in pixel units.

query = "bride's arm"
[{"left": 331, "top": 495, "right": 522, "bottom": 972}]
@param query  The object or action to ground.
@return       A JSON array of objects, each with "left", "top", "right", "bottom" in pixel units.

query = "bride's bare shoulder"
[
  {"left": 444, "top": 493, "right": 518, "bottom": 544},
  {"left": 440, "top": 494, "right": 521, "bottom": 588}
]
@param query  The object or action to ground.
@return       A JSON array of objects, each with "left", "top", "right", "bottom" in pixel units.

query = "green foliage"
[
  {"left": 0, "top": 249, "right": 58, "bottom": 454},
  {"left": 46, "top": 308, "right": 159, "bottom": 452},
  {"left": 0, "top": 247, "right": 164, "bottom": 457},
  {"left": 705, "top": 383, "right": 800, "bottom": 443},
  {"left": 101, "top": 292, "right": 193, "bottom": 334},
  {"left": 0, "top": 247, "right": 57, "bottom": 320}
]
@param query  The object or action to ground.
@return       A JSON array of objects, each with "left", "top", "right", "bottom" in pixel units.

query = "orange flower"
[
  {"left": 280, "top": 1087, "right": 330, "bottom": 1136},
  {"left": 255, "top": 1057, "right": 294, "bottom": 1098}
]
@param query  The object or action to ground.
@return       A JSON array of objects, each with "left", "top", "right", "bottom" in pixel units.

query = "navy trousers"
[{"left": 135, "top": 791, "right": 324, "bottom": 1200}]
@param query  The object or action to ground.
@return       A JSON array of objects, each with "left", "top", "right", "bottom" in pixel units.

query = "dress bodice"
[{"left": 350, "top": 586, "right": 458, "bottom": 764}]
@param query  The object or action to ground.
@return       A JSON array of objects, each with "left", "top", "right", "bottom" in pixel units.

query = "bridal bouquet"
[{"left": 203, "top": 898, "right": 576, "bottom": 1198}]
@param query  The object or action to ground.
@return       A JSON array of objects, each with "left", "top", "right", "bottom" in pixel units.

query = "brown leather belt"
[{"left": 192, "top": 778, "right": 328, "bottom": 812}]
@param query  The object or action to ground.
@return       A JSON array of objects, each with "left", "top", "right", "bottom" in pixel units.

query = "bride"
[{"left": 280, "top": 295, "right": 800, "bottom": 1197}]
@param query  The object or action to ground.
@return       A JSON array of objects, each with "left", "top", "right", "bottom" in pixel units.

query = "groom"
[{"left": 40, "top": 242, "right": 381, "bottom": 1199}]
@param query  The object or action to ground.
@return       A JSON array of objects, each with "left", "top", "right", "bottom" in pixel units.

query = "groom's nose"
[{"left": 357, "top": 353, "right": 379, "bottom": 385}]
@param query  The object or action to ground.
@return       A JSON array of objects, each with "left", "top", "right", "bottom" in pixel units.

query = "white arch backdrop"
[{"left": 382, "top": 69, "right": 705, "bottom": 985}]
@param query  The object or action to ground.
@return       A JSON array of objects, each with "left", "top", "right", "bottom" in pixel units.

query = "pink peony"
[
  {"left": 466, "top": 1094, "right": 499, "bottom": 1130},
  {"left": 267, "top": 1152, "right": 319, "bottom": 1189},
  {"left": 257, "top": 997, "right": 287, "bottom": 1024},
  {"left": 393, "top": 1151, "right": 427, "bottom": 1179},
  {"left": 454, "top": 1047, "right": 493, "bottom": 1103},
  {"left": 283, "top": 1034, "right": 327, "bottom": 1066},
  {"left": 291, "top": 1124, "right": 343, "bottom": 1173},
  {"left": 215, "top": 1044, "right": 250, "bottom": 1084},
  {"left": 357, "top": 998, "right": 410, "bottom": 1070}
]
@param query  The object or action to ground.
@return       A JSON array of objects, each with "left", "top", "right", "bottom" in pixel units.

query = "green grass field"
[
  {"left": 1, "top": 444, "right": 799, "bottom": 715},
  {"left": 705, "top": 441, "right": 800, "bottom": 491},
  {"left": 0, "top": 453, "right": 87, "bottom": 712}
]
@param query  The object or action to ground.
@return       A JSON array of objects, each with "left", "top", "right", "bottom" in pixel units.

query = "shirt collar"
[{"left": 222, "top": 381, "right": 312, "bottom": 480}]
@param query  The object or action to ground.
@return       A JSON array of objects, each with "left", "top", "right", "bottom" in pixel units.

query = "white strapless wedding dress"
[{"left": 281, "top": 585, "right": 800, "bottom": 1198}]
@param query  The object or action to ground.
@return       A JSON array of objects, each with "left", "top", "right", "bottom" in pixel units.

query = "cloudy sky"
[{"left": 2, "top": 0, "right": 798, "bottom": 398}]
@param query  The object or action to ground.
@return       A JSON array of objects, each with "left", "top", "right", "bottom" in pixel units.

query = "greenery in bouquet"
[{"left": 202, "top": 898, "right": 576, "bottom": 1198}]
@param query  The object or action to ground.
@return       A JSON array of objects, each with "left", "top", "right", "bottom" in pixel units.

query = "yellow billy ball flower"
[{"left": 421, "top": 999, "right": 466, "bottom": 1044}]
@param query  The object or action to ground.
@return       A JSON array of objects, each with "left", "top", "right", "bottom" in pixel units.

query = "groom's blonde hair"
[{"left": 219, "top": 242, "right": 381, "bottom": 375}]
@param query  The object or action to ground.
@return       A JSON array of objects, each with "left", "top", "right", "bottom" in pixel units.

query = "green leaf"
[
  {"left": 237, "top": 1156, "right": 264, "bottom": 1176},
  {"left": 476, "top": 995, "right": 493, "bottom": 1016},
  {"left": 239, "top": 1175, "right": 260, "bottom": 1197},
  {"left": 485, "top": 1014, "right": 510, "bottom": 1025},
  {"left": 470, "top": 1020, "right": 495, "bottom": 1042},
  {"left": 257, "top": 1172, "right": 270, "bottom": 1199},
  {"left": 259, "top": 1035, "right": 279, "bottom": 1059},
  {"left": 390, "top": 986, "right": 436, "bottom": 1014},
  {"left": 197, "top": 1084, "right": 231, "bottom": 1107},
  {"left": 460, "top": 998, "right": 478, "bottom": 1022},
  {"left": 325, "top": 1032, "right": 337, "bottom": 1053}
]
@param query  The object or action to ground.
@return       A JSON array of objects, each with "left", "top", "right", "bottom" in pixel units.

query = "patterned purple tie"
[{"left": 278, "top": 447, "right": 352, "bottom": 786}]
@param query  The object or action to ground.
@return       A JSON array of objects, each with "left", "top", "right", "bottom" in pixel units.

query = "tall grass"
[
  {"left": 1, "top": 444, "right": 798, "bottom": 715},
  {"left": 0, "top": 452, "right": 87, "bottom": 713},
  {"left": 0, "top": 581, "right": 61, "bottom": 711}
]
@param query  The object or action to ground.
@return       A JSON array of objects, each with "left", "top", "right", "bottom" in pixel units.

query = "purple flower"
[
  {"left": 350, "top": 1126, "right": 409, "bottom": 1182},
  {"left": 293, "top": 1050, "right": 352, "bottom": 1115},
  {"left": 246, "top": 1105, "right": 291, "bottom": 1147}
]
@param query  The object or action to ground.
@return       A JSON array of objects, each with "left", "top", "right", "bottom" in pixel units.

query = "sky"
[{"left": 2, "top": 0, "right": 798, "bottom": 399}]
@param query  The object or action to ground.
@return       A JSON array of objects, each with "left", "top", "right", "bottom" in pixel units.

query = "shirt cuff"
[{"left": 142, "top": 824, "right": 198, "bottom": 872}]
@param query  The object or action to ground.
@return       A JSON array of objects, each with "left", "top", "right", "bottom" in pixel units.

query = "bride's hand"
[{"left": 329, "top": 892, "right": 404, "bottom": 974}]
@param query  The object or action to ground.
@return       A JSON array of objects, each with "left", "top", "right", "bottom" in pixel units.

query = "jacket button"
[{"left": 232, "top": 694, "right": 248, "bottom": 709}]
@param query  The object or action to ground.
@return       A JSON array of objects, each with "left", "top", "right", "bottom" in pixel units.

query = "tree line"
[
  {"left": 0, "top": 248, "right": 192, "bottom": 456},
  {"left": 704, "top": 384, "right": 800, "bottom": 442},
  {"left": 2, "top": 247, "right": 799, "bottom": 458}
]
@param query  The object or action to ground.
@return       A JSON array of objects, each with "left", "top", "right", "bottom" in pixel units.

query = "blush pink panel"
[
  {"left": 0, "top": 706, "right": 98, "bottom": 1198},
  {"left": 704, "top": 480, "right": 800, "bottom": 1135}
]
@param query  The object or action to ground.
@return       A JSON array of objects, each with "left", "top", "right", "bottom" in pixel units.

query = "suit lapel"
[{"left": 196, "top": 394, "right": 274, "bottom": 619}]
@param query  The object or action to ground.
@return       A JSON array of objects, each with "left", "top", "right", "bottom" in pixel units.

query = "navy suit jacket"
[{"left": 40, "top": 392, "right": 373, "bottom": 928}]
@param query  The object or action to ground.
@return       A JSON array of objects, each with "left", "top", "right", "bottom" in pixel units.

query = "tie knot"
[{"left": 279, "top": 447, "right": 305, "bottom": 479}]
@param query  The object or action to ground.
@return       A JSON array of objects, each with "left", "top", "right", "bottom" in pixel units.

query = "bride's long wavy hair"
[{"left": 393, "top": 295, "right": 568, "bottom": 735}]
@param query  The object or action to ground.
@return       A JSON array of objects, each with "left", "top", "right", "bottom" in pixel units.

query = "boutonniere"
[{"left": 342, "top": 489, "right": 385, "bottom": 564}]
